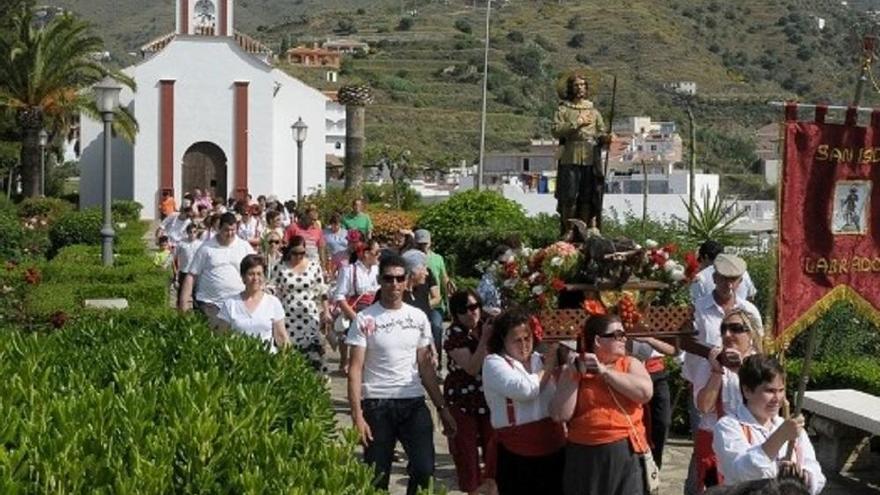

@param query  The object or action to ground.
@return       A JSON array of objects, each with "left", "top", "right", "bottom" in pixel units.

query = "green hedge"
[
  {"left": 0, "top": 314, "right": 382, "bottom": 493},
  {"left": 49, "top": 208, "right": 103, "bottom": 254},
  {"left": 16, "top": 197, "right": 74, "bottom": 221}
]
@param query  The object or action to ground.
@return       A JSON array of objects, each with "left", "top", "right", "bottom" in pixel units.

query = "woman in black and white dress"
[{"left": 272, "top": 235, "right": 332, "bottom": 373}]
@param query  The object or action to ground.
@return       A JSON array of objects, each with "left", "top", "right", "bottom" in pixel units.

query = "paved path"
[{"left": 325, "top": 350, "right": 880, "bottom": 494}]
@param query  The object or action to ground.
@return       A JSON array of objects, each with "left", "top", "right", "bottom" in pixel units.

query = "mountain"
[{"left": 50, "top": 0, "right": 880, "bottom": 197}]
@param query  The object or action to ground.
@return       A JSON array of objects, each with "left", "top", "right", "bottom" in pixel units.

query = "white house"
[{"left": 79, "top": 0, "right": 327, "bottom": 219}]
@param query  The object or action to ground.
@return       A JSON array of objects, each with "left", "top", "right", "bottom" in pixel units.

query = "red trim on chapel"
[
  {"left": 234, "top": 81, "right": 249, "bottom": 201},
  {"left": 220, "top": 0, "right": 228, "bottom": 36},
  {"left": 180, "top": 0, "right": 189, "bottom": 35},
  {"left": 159, "top": 80, "right": 175, "bottom": 197}
]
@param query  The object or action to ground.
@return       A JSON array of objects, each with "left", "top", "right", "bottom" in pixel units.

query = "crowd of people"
[{"left": 153, "top": 194, "right": 826, "bottom": 495}]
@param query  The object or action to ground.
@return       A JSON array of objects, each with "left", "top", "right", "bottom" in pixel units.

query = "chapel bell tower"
[{"left": 176, "top": 0, "right": 234, "bottom": 36}]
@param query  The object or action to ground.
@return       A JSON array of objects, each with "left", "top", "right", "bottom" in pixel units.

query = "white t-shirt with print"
[
  {"left": 218, "top": 293, "right": 285, "bottom": 351},
  {"left": 345, "top": 302, "right": 432, "bottom": 399},
  {"left": 187, "top": 236, "right": 255, "bottom": 305}
]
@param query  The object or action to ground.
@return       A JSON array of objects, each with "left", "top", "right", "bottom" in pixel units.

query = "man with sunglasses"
[
  {"left": 346, "top": 254, "right": 457, "bottom": 495},
  {"left": 682, "top": 253, "right": 763, "bottom": 495}
]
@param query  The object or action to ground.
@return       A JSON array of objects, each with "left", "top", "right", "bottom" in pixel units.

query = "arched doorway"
[{"left": 182, "top": 142, "right": 227, "bottom": 200}]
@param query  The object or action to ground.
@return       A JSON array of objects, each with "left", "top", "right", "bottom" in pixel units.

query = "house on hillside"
[
  {"left": 754, "top": 123, "right": 782, "bottom": 185},
  {"left": 609, "top": 117, "right": 683, "bottom": 173},
  {"left": 78, "top": 0, "right": 327, "bottom": 219},
  {"left": 286, "top": 44, "right": 342, "bottom": 68}
]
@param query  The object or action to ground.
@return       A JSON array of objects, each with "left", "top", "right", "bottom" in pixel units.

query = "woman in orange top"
[{"left": 551, "top": 314, "right": 654, "bottom": 495}]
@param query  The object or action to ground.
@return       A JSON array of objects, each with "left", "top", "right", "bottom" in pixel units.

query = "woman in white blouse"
[
  {"left": 217, "top": 254, "right": 290, "bottom": 352},
  {"left": 332, "top": 238, "right": 380, "bottom": 374},
  {"left": 481, "top": 307, "right": 564, "bottom": 495},
  {"left": 691, "top": 308, "right": 762, "bottom": 491},
  {"left": 713, "top": 354, "right": 825, "bottom": 495}
]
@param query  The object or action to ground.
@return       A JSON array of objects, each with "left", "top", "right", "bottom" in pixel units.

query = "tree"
[
  {"left": 366, "top": 144, "right": 415, "bottom": 209},
  {"left": 0, "top": 7, "right": 136, "bottom": 197}
]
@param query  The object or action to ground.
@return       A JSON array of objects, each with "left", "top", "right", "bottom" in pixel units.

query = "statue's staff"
[{"left": 602, "top": 75, "right": 617, "bottom": 179}]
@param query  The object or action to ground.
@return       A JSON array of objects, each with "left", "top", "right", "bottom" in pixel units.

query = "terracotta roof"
[{"left": 139, "top": 31, "right": 274, "bottom": 58}]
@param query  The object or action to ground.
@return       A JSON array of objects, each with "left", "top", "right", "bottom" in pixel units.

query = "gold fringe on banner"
[{"left": 768, "top": 285, "right": 880, "bottom": 353}]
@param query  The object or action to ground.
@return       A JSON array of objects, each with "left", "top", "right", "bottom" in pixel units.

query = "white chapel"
[{"left": 79, "top": 0, "right": 327, "bottom": 219}]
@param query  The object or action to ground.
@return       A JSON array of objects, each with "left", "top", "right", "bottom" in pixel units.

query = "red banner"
[{"left": 776, "top": 103, "right": 880, "bottom": 344}]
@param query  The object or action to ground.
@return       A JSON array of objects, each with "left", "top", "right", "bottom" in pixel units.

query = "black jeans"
[
  {"left": 362, "top": 397, "right": 435, "bottom": 495},
  {"left": 648, "top": 370, "right": 672, "bottom": 468}
]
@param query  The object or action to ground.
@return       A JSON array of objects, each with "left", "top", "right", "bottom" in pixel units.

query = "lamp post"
[
  {"left": 94, "top": 76, "right": 122, "bottom": 266},
  {"left": 477, "top": 0, "right": 492, "bottom": 191},
  {"left": 38, "top": 129, "right": 48, "bottom": 197},
  {"left": 291, "top": 117, "right": 308, "bottom": 204}
]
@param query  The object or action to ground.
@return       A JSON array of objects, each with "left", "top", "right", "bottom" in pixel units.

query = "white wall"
[
  {"left": 79, "top": 36, "right": 326, "bottom": 218},
  {"left": 270, "top": 67, "right": 327, "bottom": 202},
  {"left": 325, "top": 100, "right": 345, "bottom": 158}
]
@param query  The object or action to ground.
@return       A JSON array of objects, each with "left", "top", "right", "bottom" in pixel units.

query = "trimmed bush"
[
  {"left": 417, "top": 190, "right": 528, "bottom": 276},
  {"left": 0, "top": 211, "right": 23, "bottom": 260},
  {"left": 49, "top": 208, "right": 103, "bottom": 254},
  {"left": 16, "top": 196, "right": 74, "bottom": 221},
  {"left": 370, "top": 209, "right": 418, "bottom": 245},
  {"left": 0, "top": 314, "right": 383, "bottom": 493},
  {"left": 112, "top": 199, "right": 143, "bottom": 223}
]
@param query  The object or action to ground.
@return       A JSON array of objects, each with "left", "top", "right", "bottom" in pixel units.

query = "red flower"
[
  {"left": 582, "top": 299, "right": 607, "bottom": 315},
  {"left": 23, "top": 267, "right": 41, "bottom": 285},
  {"left": 49, "top": 311, "right": 69, "bottom": 329},
  {"left": 504, "top": 261, "right": 519, "bottom": 278},
  {"left": 528, "top": 315, "right": 544, "bottom": 342},
  {"left": 551, "top": 278, "right": 566, "bottom": 292},
  {"left": 684, "top": 251, "right": 700, "bottom": 280},
  {"left": 650, "top": 251, "right": 666, "bottom": 267},
  {"left": 663, "top": 243, "right": 678, "bottom": 255},
  {"left": 536, "top": 293, "right": 547, "bottom": 308}
]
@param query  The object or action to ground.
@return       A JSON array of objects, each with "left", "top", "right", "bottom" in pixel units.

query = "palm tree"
[{"left": 0, "top": 7, "right": 136, "bottom": 197}]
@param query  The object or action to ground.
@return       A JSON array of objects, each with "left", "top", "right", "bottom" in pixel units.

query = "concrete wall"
[{"left": 325, "top": 99, "right": 345, "bottom": 158}]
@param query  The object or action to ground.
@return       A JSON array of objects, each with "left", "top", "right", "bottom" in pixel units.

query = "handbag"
[
  {"left": 607, "top": 383, "right": 661, "bottom": 495},
  {"left": 333, "top": 264, "right": 375, "bottom": 335}
]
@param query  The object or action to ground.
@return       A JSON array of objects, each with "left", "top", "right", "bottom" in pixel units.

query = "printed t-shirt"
[{"left": 345, "top": 302, "right": 432, "bottom": 399}]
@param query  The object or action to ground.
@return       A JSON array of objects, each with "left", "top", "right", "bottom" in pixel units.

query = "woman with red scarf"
[{"left": 481, "top": 307, "right": 564, "bottom": 495}]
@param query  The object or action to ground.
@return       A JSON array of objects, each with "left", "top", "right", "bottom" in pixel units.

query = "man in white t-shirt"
[
  {"left": 682, "top": 253, "right": 763, "bottom": 495},
  {"left": 179, "top": 212, "right": 254, "bottom": 324},
  {"left": 690, "top": 240, "right": 757, "bottom": 303},
  {"left": 346, "top": 254, "right": 457, "bottom": 495},
  {"left": 161, "top": 206, "right": 193, "bottom": 245}
]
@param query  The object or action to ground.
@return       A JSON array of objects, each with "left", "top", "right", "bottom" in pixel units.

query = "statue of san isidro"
[{"left": 551, "top": 73, "right": 612, "bottom": 237}]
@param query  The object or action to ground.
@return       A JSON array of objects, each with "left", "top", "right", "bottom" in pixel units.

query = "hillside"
[{"left": 51, "top": 0, "right": 880, "bottom": 196}]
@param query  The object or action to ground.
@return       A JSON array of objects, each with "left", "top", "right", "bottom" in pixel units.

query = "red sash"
[
  {"left": 496, "top": 357, "right": 566, "bottom": 457},
  {"left": 695, "top": 386, "right": 726, "bottom": 490}
]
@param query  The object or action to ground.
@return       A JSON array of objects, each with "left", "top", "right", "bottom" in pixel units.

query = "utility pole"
[{"left": 477, "top": 0, "right": 491, "bottom": 190}]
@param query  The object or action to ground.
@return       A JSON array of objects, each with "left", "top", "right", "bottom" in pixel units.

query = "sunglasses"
[
  {"left": 465, "top": 303, "right": 481, "bottom": 312},
  {"left": 720, "top": 322, "right": 749, "bottom": 334},
  {"left": 289, "top": 250, "right": 306, "bottom": 256},
  {"left": 268, "top": 240, "right": 281, "bottom": 245},
  {"left": 598, "top": 330, "right": 627, "bottom": 341},
  {"left": 381, "top": 274, "right": 407, "bottom": 283}
]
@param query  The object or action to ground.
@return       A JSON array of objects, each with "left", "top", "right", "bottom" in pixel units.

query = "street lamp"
[
  {"left": 38, "top": 129, "right": 48, "bottom": 197},
  {"left": 291, "top": 117, "right": 308, "bottom": 204},
  {"left": 94, "top": 76, "right": 122, "bottom": 266}
]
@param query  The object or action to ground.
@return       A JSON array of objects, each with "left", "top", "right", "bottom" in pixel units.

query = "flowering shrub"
[
  {"left": 492, "top": 241, "right": 581, "bottom": 312},
  {"left": 370, "top": 209, "right": 418, "bottom": 245},
  {"left": 635, "top": 240, "right": 700, "bottom": 305}
]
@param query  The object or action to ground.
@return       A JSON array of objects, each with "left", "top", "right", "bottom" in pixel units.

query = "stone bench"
[{"left": 802, "top": 389, "right": 880, "bottom": 473}]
